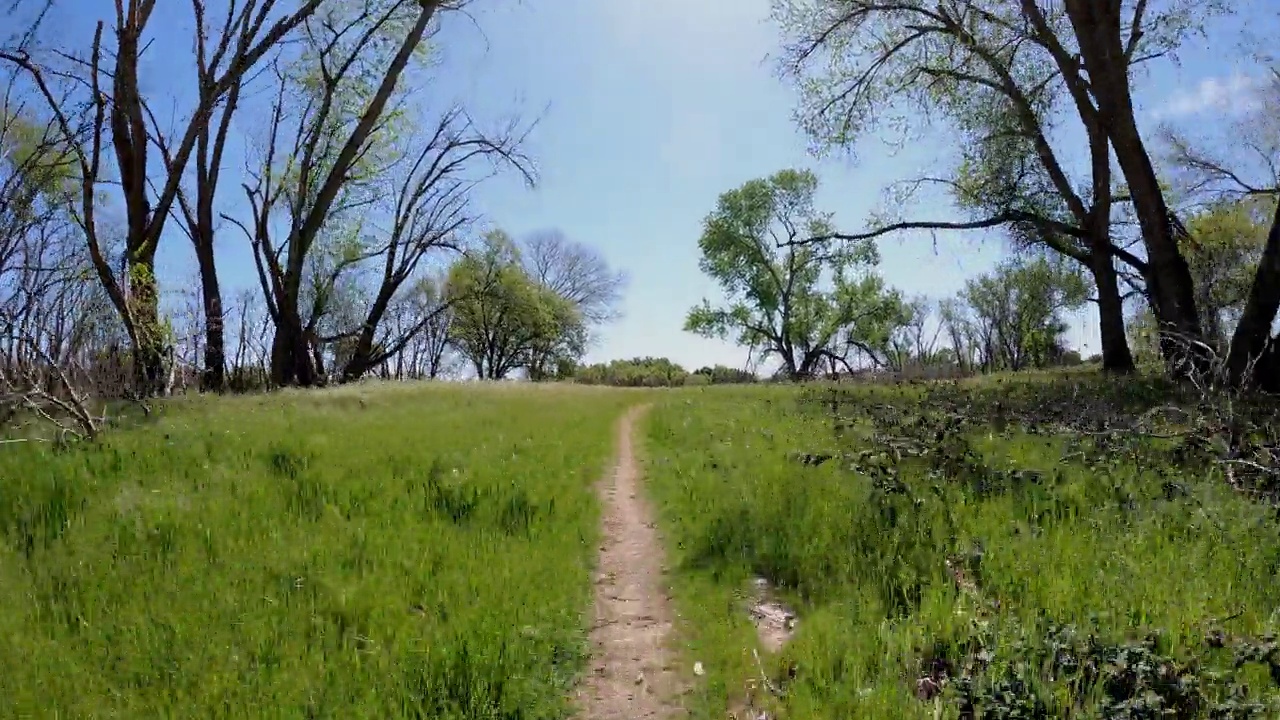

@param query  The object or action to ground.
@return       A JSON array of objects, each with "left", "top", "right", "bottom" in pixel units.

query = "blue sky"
[{"left": 21, "top": 0, "right": 1280, "bottom": 371}]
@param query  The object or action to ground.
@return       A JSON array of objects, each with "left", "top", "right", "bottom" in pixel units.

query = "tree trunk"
[
  {"left": 1226, "top": 198, "right": 1280, "bottom": 388},
  {"left": 340, "top": 324, "right": 378, "bottom": 381},
  {"left": 1091, "top": 246, "right": 1135, "bottom": 373},
  {"left": 341, "top": 318, "right": 383, "bottom": 384},
  {"left": 269, "top": 326, "right": 296, "bottom": 387},
  {"left": 1063, "top": 0, "right": 1205, "bottom": 375},
  {"left": 195, "top": 238, "right": 226, "bottom": 392},
  {"left": 126, "top": 254, "right": 168, "bottom": 396},
  {"left": 310, "top": 334, "right": 326, "bottom": 382},
  {"left": 1081, "top": 102, "right": 1134, "bottom": 375},
  {"left": 782, "top": 357, "right": 800, "bottom": 380},
  {"left": 269, "top": 303, "right": 318, "bottom": 388}
]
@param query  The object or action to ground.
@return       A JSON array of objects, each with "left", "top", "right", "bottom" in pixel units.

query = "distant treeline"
[{"left": 567, "top": 357, "right": 756, "bottom": 387}]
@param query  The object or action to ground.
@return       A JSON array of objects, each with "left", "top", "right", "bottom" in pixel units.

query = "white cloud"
[{"left": 1155, "top": 72, "right": 1265, "bottom": 119}]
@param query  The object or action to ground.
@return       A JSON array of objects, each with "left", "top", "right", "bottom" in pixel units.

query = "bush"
[
  {"left": 572, "top": 357, "right": 689, "bottom": 387},
  {"left": 693, "top": 365, "right": 757, "bottom": 385},
  {"left": 227, "top": 365, "right": 271, "bottom": 393},
  {"left": 569, "top": 359, "right": 760, "bottom": 387}
]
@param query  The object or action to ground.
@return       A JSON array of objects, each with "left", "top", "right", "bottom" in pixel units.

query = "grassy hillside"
[
  {"left": 643, "top": 375, "right": 1280, "bottom": 719},
  {"left": 0, "top": 383, "right": 637, "bottom": 718}
]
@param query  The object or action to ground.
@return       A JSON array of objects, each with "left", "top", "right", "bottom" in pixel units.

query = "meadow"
[
  {"left": 3, "top": 372, "right": 1280, "bottom": 719},
  {"left": 642, "top": 375, "right": 1280, "bottom": 719},
  {"left": 0, "top": 383, "right": 638, "bottom": 718}
]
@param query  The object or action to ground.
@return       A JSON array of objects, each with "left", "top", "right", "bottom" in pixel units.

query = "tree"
[
  {"left": 1126, "top": 305, "right": 1161, "bottom": 365},
  {"left": 2, "top": 0, "right": 53, "bottom": 51},
  {"left": 946, "top": 86, "right": 1139, "bottom": 373},
  {"left": 398, "top": 275, "right": 456, "bottom": 379},
  {"left": 337, "top": 106, "right": 536, "bottom": 383},
  {"left": 446, "top": 231, "right": 585, "bottom": 380},
  {"left": 233, "top": 0, "right": 449, "bottom": 387},
  {"left": 1178, "top": 200, "right": 1269, "bottom": 350},
  {"left": 771, "top": 0, "right": 1217, "bottom": 375},
  {"left": 522, "top": 229, "right": 626, "bottom": 326},
  {"left": 1055, "top": 0, "right": 1230, "bottom": 370},
  {"left": 572, "top": 357, "right": 687, "bottom": 387},
  {"left": 1165, "top": 70, "right": 1280, "bottom": 388},
  {"left": 226, "top": 286, "right": 271, "bottom": 391},
  {"left": 684, "top": 168, "right": 903, "bottom": 379},
  {"left": 170, "top": 0, "right": 319, "bottom": 392},
  {"left": 938, "top": 297, "right": 979, "bottom": 372},
  {"left": 879, "top": 295, "right": 941, "bottom": 371},
  {"left": 0, "top": 88, "right": 123, "bottom": 436},
  {"left": 962, "top": 255, "right": 1089, "bottom": 371},
  {"left": 1, "top": 0, "right": 326, "bottom": 395}
]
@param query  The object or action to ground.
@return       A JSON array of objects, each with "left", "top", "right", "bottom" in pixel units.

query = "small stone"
[
  {"left": 635, "top": 673, "right": 645, "bottom": 685},
  {"left": 693, "top": 661, "right": 705, "bottom": 676}
]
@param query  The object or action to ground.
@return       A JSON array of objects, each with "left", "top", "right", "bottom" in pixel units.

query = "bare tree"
[
  {"left": 893, "top": 296, "right": 941, "bottom": 365},
  {"left": 0, "top": 82, "right": 123, "bottom": 439},
  {"left": 1, "top": 0, "right": 326, "bottom": 396},
  {"left": 522, "top": 229, "right": 626, "bottom": 325},
  {"left": 166, "top": 0, "right": 313, "bottom": 392},
  {"left": 938, "top": 297, "right": 978, "bottom": 371},
  {"left": 233, "top": 0, "right": 452, "bottom": 387},
  {"left": 2, "top": 0, "right": 54, "bottom": 52},
  {"left": 381, "top": 273, "right": 456, "bottom": 379},
  {"left": 162, "top": 271, "right": 205, "bottom": 393},
  {"left": 337, "top": 106, "right": 536, "bottom": 382},
  {"left": 225, "top": 286, "right": 271, "bottom": 391}
]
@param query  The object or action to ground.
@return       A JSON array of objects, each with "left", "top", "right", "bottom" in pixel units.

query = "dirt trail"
[{"left": 578, "top": 404, "right": 684, "bottom": 720}]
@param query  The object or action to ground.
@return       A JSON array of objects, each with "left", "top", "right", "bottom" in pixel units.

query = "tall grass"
[
  {"left": 643, "top": 381, "right": 1280, "bottom": 718},
  {"left": 0, "top": 382, "right": 637, "bottom": 718}
]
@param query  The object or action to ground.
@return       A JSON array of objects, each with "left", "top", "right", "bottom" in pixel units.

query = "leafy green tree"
[
  {"left": 573, "top": 357, "right": 690, "bottom": 387},
  {"left": 772, "top": 0, "right": 1221, "bottom": 375},
  {"left": 875, "top": 295, "right": 938, "bottom": 371},
  {"left": 962, "top": 255, "right": 1089, "bottom": 371},
  {"left": 446, "top": 231, "right": 585, "bottom": 380},
  {"left": 235, "top": 0, "right": 446, "bottom": 387},
  {"left": 693, "top": 365, "right": 757, "bottom": 385},
  {"left": 1165, "top": 85, "right": 1280, "bottom": 387},
  {"left": 1126, "top": 306, "right": 1162, "bottom": 365},
  {"left": 1180, "top": 199, "right": 1270, "bottom": 349},
  {"left": 684, "top": 168, "right": 903, "bottom": 379},
  {"left": 1126, "top": 197, "right": 1271, "bottom": 372}
]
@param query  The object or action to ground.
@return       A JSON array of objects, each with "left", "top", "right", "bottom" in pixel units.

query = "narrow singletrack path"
[{"left": 578, "top": 404, "right": 683, "bottom": 719}]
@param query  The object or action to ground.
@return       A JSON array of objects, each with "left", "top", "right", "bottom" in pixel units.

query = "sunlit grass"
[
  {"left": 0, "top": 382, "right": 638, "bottom": 718},
  {"left": 643, "top": 379, "right": 1280, "bottom": 718}
]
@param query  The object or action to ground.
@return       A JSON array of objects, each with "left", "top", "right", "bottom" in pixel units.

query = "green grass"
[
  {"left": 8, "top": 373, "right": 1278, "bottom": 718},
  {"left": 643, "top": 378, "right": 1280, "bottom": 719},
  {"left": 0, "top": 382, "right": 639, "bottom": 718}
]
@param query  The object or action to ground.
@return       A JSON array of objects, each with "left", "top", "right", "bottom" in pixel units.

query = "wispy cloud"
[{"left": 1154, "top": 72, "right": 1265, "bottom": 119}]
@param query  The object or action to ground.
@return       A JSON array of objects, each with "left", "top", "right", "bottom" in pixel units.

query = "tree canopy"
[
  {"left": 446, "top": 231, "right": 586, "bottom": 380},
  {"left": 685, "top": 168, "right": 905, "bottom": 379}
]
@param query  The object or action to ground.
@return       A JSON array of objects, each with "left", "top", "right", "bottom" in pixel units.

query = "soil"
[
  {"left": 577, "top": 405, "right": 684, "bottom": 720},
  {"left": 747, "top": 576, "right": 797, "bottom": 654}
]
